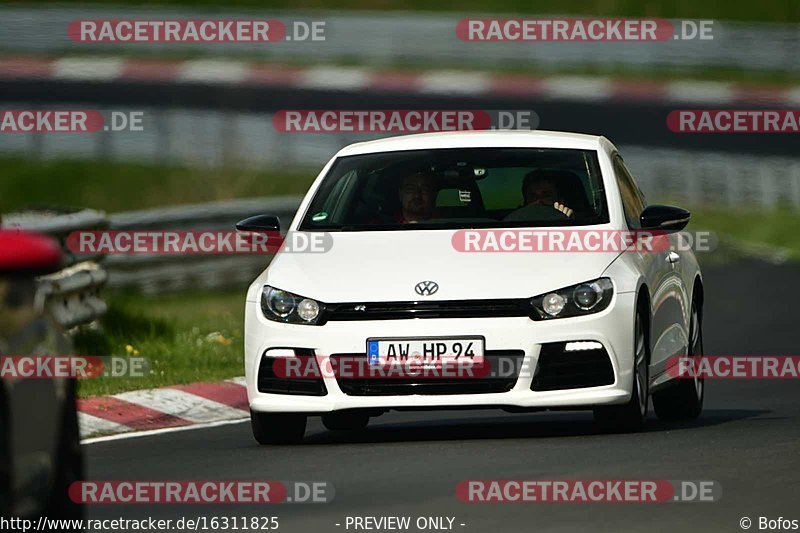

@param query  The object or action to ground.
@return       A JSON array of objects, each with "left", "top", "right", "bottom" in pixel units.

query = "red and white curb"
[
  {"left": 1, "top": 55, "right": 798, "bottom": 105},
  {"left": 78, "top": 376, "right": 249, "bottom": 441}
]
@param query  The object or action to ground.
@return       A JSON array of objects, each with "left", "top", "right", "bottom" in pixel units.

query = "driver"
[{"left": 396, "top": 171, "right": 437, "bottom": 223}]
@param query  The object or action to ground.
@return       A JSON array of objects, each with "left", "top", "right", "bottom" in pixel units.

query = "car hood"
[{"left": 261, "top": 229, "right": 622, "bottom": 302}]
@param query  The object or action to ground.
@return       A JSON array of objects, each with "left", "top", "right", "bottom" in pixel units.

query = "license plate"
[{"left": 366, "top": 337, "right": 485, "bottom": 367}]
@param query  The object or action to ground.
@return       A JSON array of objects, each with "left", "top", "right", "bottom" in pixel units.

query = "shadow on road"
[{"left": 300, "top": 408, "right": 767, "bottom": 445}]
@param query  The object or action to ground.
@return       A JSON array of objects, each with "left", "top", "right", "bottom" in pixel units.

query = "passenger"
[
  {"left": 521, "top": 170, "right": 573, "bottom": 217},
  {"left": 504, "top": 169, "right": 574, "bottom": 221}
]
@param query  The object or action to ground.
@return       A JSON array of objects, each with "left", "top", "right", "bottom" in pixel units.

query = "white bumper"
[{"left": 244, "top": 291, "right": 637, "bottom": 413}]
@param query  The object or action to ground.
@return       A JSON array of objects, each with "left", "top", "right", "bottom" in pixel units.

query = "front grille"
[
  {"left": 531, "top": 342, "right": 615, "bottom": 391},
  {"left": 332, "top": 350, "right": 525, "bottom": 396},
  {"left": 257, "top": 349, "right": 327, "bottom": 396},
  {"left": 323, "top": 299, "right": 531, "bottom": 322}
]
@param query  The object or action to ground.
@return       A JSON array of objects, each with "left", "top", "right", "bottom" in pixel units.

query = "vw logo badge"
[{"left": 415, "top": 281, "right": 439, "bottom": 296}]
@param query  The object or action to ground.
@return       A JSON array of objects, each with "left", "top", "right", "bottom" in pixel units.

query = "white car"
[{"left": 241, "top": 130, "right": 704, "bottom": 444}]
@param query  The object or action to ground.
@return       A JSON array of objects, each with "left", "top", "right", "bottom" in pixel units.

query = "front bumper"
[{"left": 244, "top": 291, "right": 637, "bottom": 413}]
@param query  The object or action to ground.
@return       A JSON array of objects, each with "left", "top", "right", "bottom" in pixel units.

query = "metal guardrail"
[
  {"left": 37, "top": 262, "right": 108, "bottom": 329},
  {"left": 0, "top": 207, "right": 108, "bottom": 267},
  {"left": 105, "top": 196, "right": 302, "bottom": 293},
  {"left": 1, "top": 208, "right": 110, "bottom": 329},
  {"left": 109, "top": 196, "right": 301, "bottom": 231},
  {"left": 0, "top": 6, "right": 799, "bottom": 73},
  {"left": 0, "top": 197, "right": 300, "bottom": 310}
]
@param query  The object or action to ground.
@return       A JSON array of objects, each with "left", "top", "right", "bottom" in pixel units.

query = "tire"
[
  {"left": 250, "top": 411, "right": 307, "bottom": 445},
  {"left": 653, "top": 301, "right": 704, "bottom": 421},
  {"left": 594, "top": 310, "right": 649, "bottom": 433},
  {"left": 322, "top": 411, "right": 370, "bottom": 432},
  {"left": 44, "top": 381, "right": 83, "bottom": 524}
]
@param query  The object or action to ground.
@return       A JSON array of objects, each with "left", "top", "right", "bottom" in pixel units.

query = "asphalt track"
[
  {"left": 85, "top": 259, "right": 800, "bottom": 533},
  {"left": 1, "top": 79, "right": 798, "bottom": 156}
]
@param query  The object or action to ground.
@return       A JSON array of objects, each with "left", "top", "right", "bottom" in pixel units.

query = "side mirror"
[
  {"left": 235, "top": 215, "right": 280, "bottom": 233},
  {"left": 639, "top": 205, "right": 691, "bottom": 233}
]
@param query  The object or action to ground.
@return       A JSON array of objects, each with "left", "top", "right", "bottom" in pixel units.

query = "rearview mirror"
[
  {"left": 639, "top": 205, "right": 690, "bottom": 233},
  {"left": 235, "top": 215, "right": 281, "bottom": 233}
]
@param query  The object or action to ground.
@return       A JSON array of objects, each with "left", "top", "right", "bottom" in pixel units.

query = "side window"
[
  {"left": 321, "top": 169, "right": 357, "bottom": 222},
  {"left": 613, "top": 155, "right": 646, "bottom": 228}
]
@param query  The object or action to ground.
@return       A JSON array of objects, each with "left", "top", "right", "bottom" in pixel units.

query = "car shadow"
[{"left": 300, "top": 408, "right": 768, "bottom": 445}]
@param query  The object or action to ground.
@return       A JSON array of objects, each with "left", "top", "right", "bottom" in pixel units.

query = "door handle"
[{"left": 667, "top": 251, "right": 681, "bottom": 264}]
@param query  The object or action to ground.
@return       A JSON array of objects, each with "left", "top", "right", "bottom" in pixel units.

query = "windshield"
[{"left": 300, "top": 147, "right": 608, "bottom": 231}]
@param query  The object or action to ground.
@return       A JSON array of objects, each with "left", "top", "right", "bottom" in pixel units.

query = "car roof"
[{"left": 336, "top": 130, "right": 607, "bottom": 157}]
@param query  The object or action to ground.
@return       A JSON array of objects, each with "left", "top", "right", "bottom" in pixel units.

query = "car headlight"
[
  {"left": 261, "top": 286, "right": 325, "bottom": 325},
  {"left": 530, "top": 278, "right": 613, "bottom": 320}
]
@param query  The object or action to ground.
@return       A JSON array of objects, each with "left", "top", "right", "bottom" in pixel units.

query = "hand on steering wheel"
[{"left": 554, "top": 202, "right": 574, "bottom": 218}]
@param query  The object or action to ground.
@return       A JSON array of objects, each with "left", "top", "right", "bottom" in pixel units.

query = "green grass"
[
  {"left": 690, "top": 207, "right": 800, "bottom": 261},
  {"left": 75, "top": 289, "right": 245, "bottom": 397},
  {"left": 16, "top": 0, "right": 800, "bottom": 23},
  {"left": 0, "top": 157, "right": 316, "bottom": 214}
]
